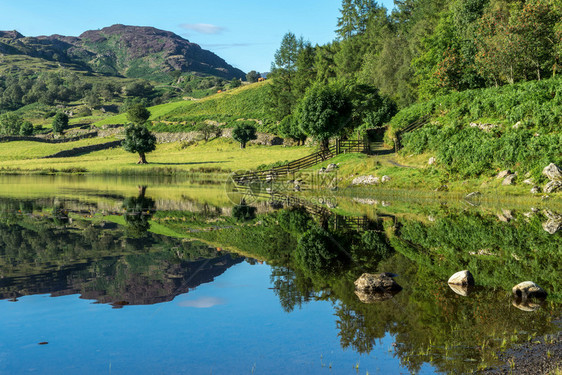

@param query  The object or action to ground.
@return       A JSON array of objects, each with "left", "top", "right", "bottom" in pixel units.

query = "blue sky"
[{"left": 0, "top": 0, "right": 395, "bottom": 73}]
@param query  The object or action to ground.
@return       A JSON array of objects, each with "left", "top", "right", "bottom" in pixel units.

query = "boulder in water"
[{"left": 512, "top": 281, "right": 547, "bottom": 300}]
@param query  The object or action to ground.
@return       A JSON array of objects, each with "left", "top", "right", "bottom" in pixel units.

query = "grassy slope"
[
  {"left": 386, "top": 77, "right": 562, "bottom": 179},
  {"left": 94, "top": 81, "right": 272, "bottom": 130}
]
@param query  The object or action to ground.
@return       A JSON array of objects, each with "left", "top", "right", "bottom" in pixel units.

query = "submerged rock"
[
  {"left": 448, "top": 283, "right": 473, "bottom": 297},
  {"left": 465, "top": 191, "right": 481, "bottom": 199},
  {"left": 355, "top": 289, "right": 401, "bottom": 303},
  {"left": 512, "top": 299, "right": 543, "bottom": 312},
  {"left": 355, "top": 273, "right": 401, "bottom": 294},
  {"left": 512, "top": 281, "right": 547, "bottom": 300},
  {"left": 448, "top": 270, "right": 475, "bottom": 286}
]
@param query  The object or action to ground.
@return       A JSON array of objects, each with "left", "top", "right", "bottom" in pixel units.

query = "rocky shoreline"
[{"left": 481, "top": 325, "right": 561, "bottom": 374}]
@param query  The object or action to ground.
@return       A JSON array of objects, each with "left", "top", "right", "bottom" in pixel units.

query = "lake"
[{"left": 0, "top": 175, "right": 560, "bottom": 374}]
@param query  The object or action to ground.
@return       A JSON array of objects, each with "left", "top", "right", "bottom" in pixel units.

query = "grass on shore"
[{"left": 308, "top": 151, "right": 560, "bottom": 199}]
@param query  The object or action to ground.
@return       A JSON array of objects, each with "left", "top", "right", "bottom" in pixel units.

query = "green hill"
[
  {"left": 95, "top": 81, "right": 275, "bottom": 133},
  {"left": 389, "top": 77, "right": 562, "bottom": 178}
]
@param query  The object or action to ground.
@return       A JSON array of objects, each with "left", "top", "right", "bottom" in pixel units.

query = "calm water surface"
[{"left": 0, "top": 175, "right": 559, "bottom": 374}]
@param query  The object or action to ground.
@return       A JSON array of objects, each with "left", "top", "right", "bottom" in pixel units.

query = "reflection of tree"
[
  {"left": 232, "top": 202, "right": 257, "bottom": 222},
  {"left": 250, "top": 209, "right": 562, "bottom": 373},
  {"left": 270, "top": 266, "right": 315, "bottom": 312},
  {"left": 52, "top": 204, "right": 69, "bottom": 226},
  {"left": 295, "top": 226, "right": 345, "bottom": 273},
  {"left": 277, "top": 205, "right": 313, "bottom": 235},
  {"left": 122, "top": 186, "right": 156, "bottom": 238}
]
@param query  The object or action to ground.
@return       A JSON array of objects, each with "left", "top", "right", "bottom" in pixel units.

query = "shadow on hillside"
[{"left": 150, "top": 161, "right": 226, "bottom": 166}]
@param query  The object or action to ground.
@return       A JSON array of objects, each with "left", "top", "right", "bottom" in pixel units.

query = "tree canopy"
[
  {"left": 126, "top": 104, "right": 151, "bottom": 125},
  {"left": 296, "top": 81, "right": 352, "bottom": 148},
  {"left": 232, "top": 123, "right": 258, "bottom": 149},
  {"left": 122, "top": 124, "right": 157, "bottom": 164},
  {"left": 51, "top": 113, "right": 68, "bottom": 135}
]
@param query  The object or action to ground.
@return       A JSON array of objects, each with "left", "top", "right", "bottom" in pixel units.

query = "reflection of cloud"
[
  {"left": 178, "top": 297, "right": 226, "bottom": 308},
  {"left": 180, "top": 23, "right": 225, "bottom": 35}
]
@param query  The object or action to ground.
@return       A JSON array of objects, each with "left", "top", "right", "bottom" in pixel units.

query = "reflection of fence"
[
  {"left": 237, "top": 189, "right": 387, "bottom": 233},
  {"left": 233, "top": 139, "right": 370, "bottom": 182}
]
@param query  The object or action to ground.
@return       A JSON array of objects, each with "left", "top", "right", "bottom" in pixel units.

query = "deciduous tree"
[
  {"left": 122, "top": 124, "right": 157, "bottom": 164},
  {"left": 232, "top": 123, "right": 257, "bottom": 149},
  {"left": 127, "top": 104, "right": 151, "bottom": 125},
  {"left": 296, "top": 81, "right": 352, "bottom": 150},
  {"left": 51, "top": 113, "right": 68, "bottom": 135}
]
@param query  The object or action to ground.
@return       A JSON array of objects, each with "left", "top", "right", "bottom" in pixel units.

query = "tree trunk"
[
  {"left": 240, "top": 142, "right": 246, "bottom": 149},
  {"left": 138, "top": 186, "right": 147, "bottom": 198},
  {"left": 138, "top": 152, "right": 148, "bottom": 164}
]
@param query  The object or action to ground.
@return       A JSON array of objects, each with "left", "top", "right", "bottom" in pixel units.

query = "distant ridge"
[{"left": 0, "top": 24, "right": 245, "bottom": 81}]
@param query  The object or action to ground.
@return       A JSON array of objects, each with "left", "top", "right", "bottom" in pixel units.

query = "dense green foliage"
[
  {"left": 51, "top": 113, "right": 68, "bottom": 135},
  {"left": 396, "top": 77, "right": 562, "bottom": 177},
  {"left": 264, "top": 0, "right": 561, "bottom": 149},
  {"left": 232, "top": 203, "right": 257, "bottom": 222},
  {"left": 19, "top": 121, "right": 33, "bottom": 136},
  {"left": 231, "top": 123, "right": 257, "bottom": 149},
  {"left": 0, "top": 113, "right": 23, "bottom": 135},
  {"left": 122, "top": 124, "right": 157, "bottom": 164},
  {"left": 126, "top": 104, "right": 151, "bottom": 125},
  {"left": 296, "top": 81, "right": 352, "bottom": 147},
  {"left": 245, "top": 70, "right": 261, "bottom": 83}
]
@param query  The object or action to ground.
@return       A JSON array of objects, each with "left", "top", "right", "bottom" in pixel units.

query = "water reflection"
[
  {"left": 122, "top": 185, "right": 156, "bottom": 237},
  {"left": 0, "top": 196, "right": 243, "bottom": 306},
  {"left": 196, "top": 196, "right": 561, "bottom": 373},
  {"left": 0, "top": 181, "right": 560, "bottom": 374}
]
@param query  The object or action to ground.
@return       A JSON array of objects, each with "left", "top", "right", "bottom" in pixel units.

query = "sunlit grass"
[
  {"left": 0, "top": 137, "right": 311, "bottom": 174},
  {"left": 0, "top": 137, "right": 117, "bottom": 160}
]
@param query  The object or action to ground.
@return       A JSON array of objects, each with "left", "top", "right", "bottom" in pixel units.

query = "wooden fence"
[{"left": 233, "top": 139, "right": 370, "bottom": 183}]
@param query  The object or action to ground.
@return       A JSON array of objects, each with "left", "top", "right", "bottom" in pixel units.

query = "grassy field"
[
  {"left": 0, "top": 137, "right": 311, "bottom": 174},
  {"left": 0, "top": 137, "right": 117, "bottom": 160}
]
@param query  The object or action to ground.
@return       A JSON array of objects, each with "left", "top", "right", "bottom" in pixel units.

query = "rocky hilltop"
[{"left": 0, "top": 24, "right": 245, "bottom": 81}]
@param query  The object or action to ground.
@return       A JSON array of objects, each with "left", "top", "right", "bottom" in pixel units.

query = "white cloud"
[
  {"left": 178, "top": 297, "right": 226, "bottom": 308},
  {"left": 180, "top": 23, "right": 225, "bottom": 35}
]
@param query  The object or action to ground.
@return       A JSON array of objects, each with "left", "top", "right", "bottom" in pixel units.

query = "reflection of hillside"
[
  {"left": 0, "top": 197, "right": 245, "bottom": 306},
  {"left": 0, "top": 254, "right": 243, "bottom": 306}
]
